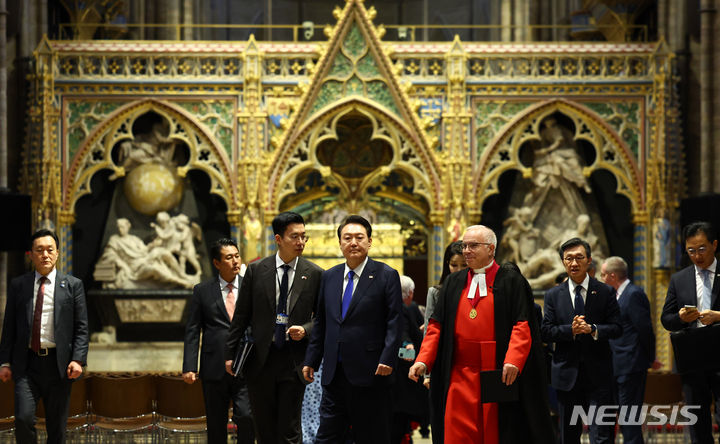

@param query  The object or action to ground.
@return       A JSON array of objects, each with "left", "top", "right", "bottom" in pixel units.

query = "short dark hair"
[
  {"left": 272, "top": 211, "right": 305, "bottom": 237},
  {"left": 558, "top": 237, "right": 592, "bottom": 259},
  {"left": 683, "top": 221, "right": 717, "bottom": 243},
  {"left": 337, "top": 215, "right": 372, "bottom": 240},
  {"left": 30, "top": 229, "right": 59, "bottom": 250},
  {"left": 210, "top": 238, "right": 238, "bottom": 261},
  {"left": 439, "top": 241, "right": 465, "bottom": 285}
]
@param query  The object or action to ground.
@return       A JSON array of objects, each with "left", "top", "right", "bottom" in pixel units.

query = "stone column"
[
  {"left": 501, "top": 0, "right": 512, "bottom": 42},
  {"left": 632, "top": 212, "right": 650, "bottom": 291},
  {"left": 653, "top": 269, "right": 672, "bottom": 367},
  {"left": 227, "top": 210, "right": 242, "bottom": 249},
  {"left": 428, "top": 212, "right": 445, "bottom": 286},
  {"left": 182, "top": 0, "right": 193, "bottom": 40},
  {"left": 264, "top": 211, "right": 278, "bottom": 256},
  {"left": 57, "top": 211, "right": 75, "bottom": 273},
  {"left": 699, "top": 0, "right": 716, "bottom": 192}
]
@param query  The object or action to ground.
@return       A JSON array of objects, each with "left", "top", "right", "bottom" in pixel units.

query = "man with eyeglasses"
[
  {"left": 225, "top": 211, "right": 323, "bottom": 443},
  {"left": 661, "top": 221, "right": 720, "bottom": 444},
  {"left": 541, "top": 237, "right": 622, "bottom": 444},
  {"left": 409, "top": 225, "right": 554, "bottom": 444}
]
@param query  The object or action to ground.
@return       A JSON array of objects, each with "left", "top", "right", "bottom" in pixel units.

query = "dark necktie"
[
  {"left": 342, "top": 270, "right": 355, "bottom": 319},
  {"left": 31, "top": 277, "right": 47, "bottom": 353},
  {"left": 574, "top": 284, "right": 585, "bottom": 317},
  {"left": 275, "top": 264, "right": 290, "bottom": 347}
]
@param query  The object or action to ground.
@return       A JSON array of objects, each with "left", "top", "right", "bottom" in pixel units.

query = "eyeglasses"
[
  {"left": 287, "top": 234, "right": 309, "bottom": 243},
  {"left": 563, "top": 255, "right": 586, "bottom": 264},
  {"left": 686, "top": 246, "right": 707, "bottom": 256},
  {"left": 461, "top": 242, "right": 491, "bottom": 251}
]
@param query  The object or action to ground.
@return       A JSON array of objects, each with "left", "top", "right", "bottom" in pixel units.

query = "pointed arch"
[
  {"left": 267, "top": 98, "right": 441, "bottom": 212},
  {"left": 63, "top": 98, "right": 235, "bottom": 214},
  {"left": 471, "top": 98, "right": 643, "bottom": 213}
]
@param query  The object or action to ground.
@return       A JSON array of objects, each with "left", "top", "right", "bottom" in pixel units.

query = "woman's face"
[{"left": 448, "top": 254, "right": 467, "bottom": 274}]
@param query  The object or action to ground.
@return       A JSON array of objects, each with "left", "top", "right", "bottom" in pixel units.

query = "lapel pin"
[
  {"left": 591, "top": 290, "right": 596, "bottom": 295},
  {"left": 301, "top": 275, "right": 307, "bottom": 280},
  {"left": 369, "top": 275, "right": 374, "bottom": 279},
  {"left": 60, "top": 280, "right": 66, "bottom": 288}
]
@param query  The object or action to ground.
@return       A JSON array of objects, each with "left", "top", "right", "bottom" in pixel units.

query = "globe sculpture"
[{"left": 124, "top": 163, "right": 183, "bottom": 215}]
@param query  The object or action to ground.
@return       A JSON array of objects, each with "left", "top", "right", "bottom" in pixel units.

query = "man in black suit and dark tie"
[
  {"left": 183, "top": 238, "right": 254, "bottom": 443},
  {"left": 661, "top": 221, "right": 720, "bottom": 444},
  {"left": 601, "top": 256, "right": 657, "bottom": 444},
  {"left": 0, "top": 229, "right": 89, "bottom": 444},
  {"left": 541, "top": 237, "right": 622, "bottom": 444},
  {"left": 302, "top": 215, "right": 403, "bottom": 444},
  {"left": 224, "top": 212, "right": 322, "bottom": 444}
]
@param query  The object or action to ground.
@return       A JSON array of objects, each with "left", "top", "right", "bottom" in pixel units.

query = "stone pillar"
[
  {"left": 227, "top": 210, "right": 242, "bottom": 248},
  {"left": 182, "top": 0, "right": 193, "bottom": 40},
  {"left": 265, "top": 211, "right": 278, "bottom": 256},
  {"left": 428, "top": 212, "right": 445, "bottom": 286},
  {"left": 501, "top": 0, "right": 512, "bottom": 42},
  {"left": 699, "top": 0, "right": 716, "bottom": 192},
  {"left": 632, "top": 212, "right": 650, "bottom": 291},
  {"left": 653, "top": 269, "right": 672, "bottom": 368},
  {"left": 57, "top": 210, "right": 75, "bottom": 273}
]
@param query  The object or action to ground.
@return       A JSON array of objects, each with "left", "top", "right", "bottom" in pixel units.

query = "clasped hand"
[{"left": 572, "top": 315, "right": 592, "bottom": 335}]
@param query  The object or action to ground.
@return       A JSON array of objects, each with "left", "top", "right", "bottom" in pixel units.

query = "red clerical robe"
[{"left": 417, "top": 262, "right": 531, "bottom": 444}]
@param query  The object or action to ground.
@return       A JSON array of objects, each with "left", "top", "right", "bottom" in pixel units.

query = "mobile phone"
[
  {"left": 684, "top": 305, "right": 697, "bottom": 311},
  {"left": 398, "top": 347, "right": 416, "bottom": 360}
]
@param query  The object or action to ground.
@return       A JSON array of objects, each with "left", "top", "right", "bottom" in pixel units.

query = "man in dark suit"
[
  {"left": 0, "top": 229, "right": 89, "bottom": 444},
  {"left": 541, "top": 237, "right": 622, "bottom": 444},
  {"left": 302, "top": 215, "right": 403, "bottom": 444},
  {"left": 661, "top": 221, "right": 720, "bottom": 444},
  {"left": 183, "top": 238, "right": 254, "bottom": 443},
  {"left": 602, "top": 256, "right": 657, "bottom": 444},
  {"left": 225, "top": 212, "right": 322, "bottom": 444}
]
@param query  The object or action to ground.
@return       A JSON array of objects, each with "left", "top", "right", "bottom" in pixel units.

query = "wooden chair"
[
  {"left": 88, "top": 373, "right": 156, "bottom": 443},
  {"left": 154, "top": 374, "right": 207, "bottom": 442},
  {"left": 35, "top": 375, "right": 91, "bottom": 441}
]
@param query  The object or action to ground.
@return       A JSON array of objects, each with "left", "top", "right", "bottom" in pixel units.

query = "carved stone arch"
[
  {"left": 471, "top": 99, "right": 643, "bottom": 213},
  {"left": 64, "top": 99, "right": 235, "bottom": 214},
  {"left": 267, "top": 98, "right": 441, "bottom": 213}
]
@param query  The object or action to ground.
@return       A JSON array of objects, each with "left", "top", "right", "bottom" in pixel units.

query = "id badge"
[{"left": 276, "top": 313, "right": 289, "bottom": 326}]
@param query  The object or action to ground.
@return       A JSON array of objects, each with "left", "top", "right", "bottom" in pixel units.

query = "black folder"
[
  {"left": 670, "top": 323, "right": 720, "bottom": 374},
  {"left": 231, "top": 330, "right": 255, "bottom": 378},
  {"left": 480, "top": 369, "right": 519, "bottom": 403}
]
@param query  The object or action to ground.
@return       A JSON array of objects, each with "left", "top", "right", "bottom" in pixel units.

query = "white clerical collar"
[
  {"left": 469, "top": 261, "right": 494, "bottom": 299},
  {"left": 472, "top": 260, "right": 494, "bottom": 274}
]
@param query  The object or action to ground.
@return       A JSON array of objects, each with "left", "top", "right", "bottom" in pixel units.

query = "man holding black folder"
[
  {"left": 225, "top": 212, "right": 322, "bottom": 443},
  {"left": 183, "top": 238, "right": 254, "bottom": 443},
  {"left": 409, "top": 225, "right": 553, "bottom": 444},
  {"left": 661, "top": 221, "right": 720, "bottom": 444}
]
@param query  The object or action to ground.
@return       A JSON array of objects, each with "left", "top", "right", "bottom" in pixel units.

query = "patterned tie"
[
  {"left": 31, "top": 277, "right": 47, "bottom": 353},
  {"left": 225, "top": 282, "right": 235, "bottom": 320},
  {"left": 342, "top": 270, "right": 355, "bottom": 319},
  {"left": 574, "top": 284, "right": 585, "bottom": 317},
  {"left": 700, "top": 269, "right": 712, "bottom": 312},
  {"left": 275, "top": 264, "right": 291, "bottom": 347}
]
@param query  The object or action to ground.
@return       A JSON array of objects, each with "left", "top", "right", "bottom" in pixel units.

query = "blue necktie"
[
  {"left": 342, "top": 270, "right": 355, "bottom": 319},
  {"left": 275, "top": 264, "right": 290, "bottom": 347},
  {"left": 700, "top": 269, "right": 712, "bottom": 312},
  {"left": 574, "top": 285, "right": 585, "bottom": 317}
]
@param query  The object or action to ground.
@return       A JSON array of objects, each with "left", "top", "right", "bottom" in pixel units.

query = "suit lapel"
[
  {"left": 212, "top": 277, "right": 229, "bottom": 322},
  {"left": 24, "top": 272, "right": 35, "bottom": 328},
  {"left": 53, "top": 272, "right": 69, "bottom": 328},
  {"left": 261, "top": 257, "right": 278, "bottom": 312},
  {"left": 560, "top": 282, "right": 574, "bottom": 322},
  {"left": 711, "top": 271, "right": 720, "bottom": 309},
  {"left": 288, "top": 257, "right": 309, "bottom": 315},
  {"left": 585, "top": 278, "right": 600, "bottom": 315},
  {"left": 343, "top": 258, "right": 377, "bottom": 320}
]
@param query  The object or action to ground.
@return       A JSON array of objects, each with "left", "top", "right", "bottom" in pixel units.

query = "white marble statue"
[{"left": 94, "top": 217, "right": 201, "bottom": 289}]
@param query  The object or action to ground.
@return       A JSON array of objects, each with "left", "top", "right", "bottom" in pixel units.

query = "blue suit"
[
  {"left": 609, "top": 282, "right": 655, "bottom": 444},
  {"left": 304, "top": 257, "right": 402, "bottom": 444},
  {"left": 541, "top": 276, "right": 622, "bottom": 444},
  {"left": 661, "top": 263, "right": 720, "bottom": 444}
]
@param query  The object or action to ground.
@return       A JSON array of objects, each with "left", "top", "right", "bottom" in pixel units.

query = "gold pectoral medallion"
[{"left": 469, "top": 308, "right": 477, "bottom": 319}]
